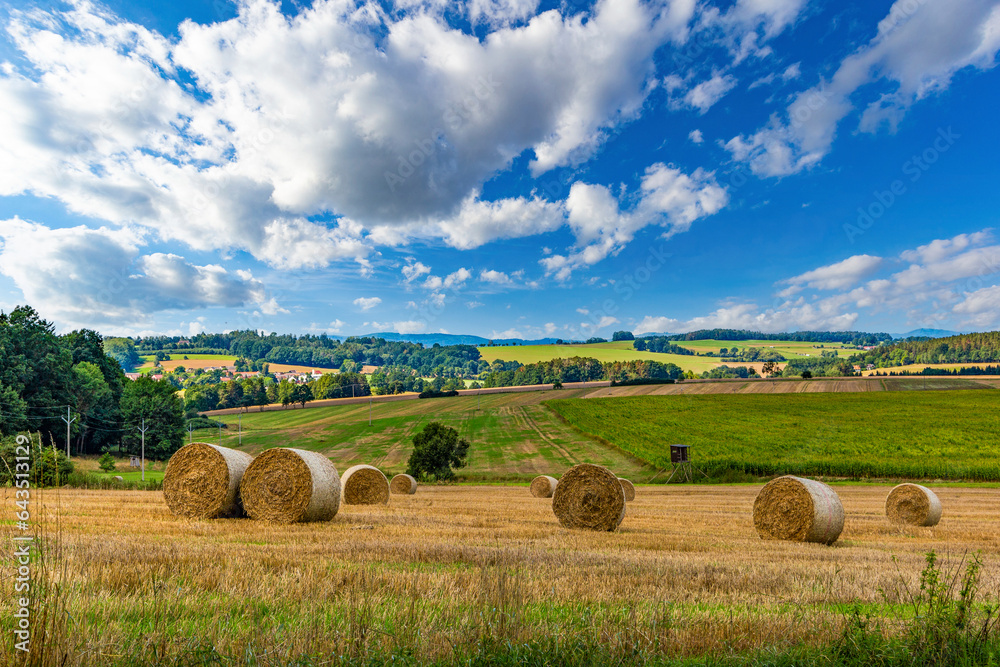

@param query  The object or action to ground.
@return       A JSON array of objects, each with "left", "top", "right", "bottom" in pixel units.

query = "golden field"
[{"left": 3, "top": 484, "right": 1000, "bottom": 665}]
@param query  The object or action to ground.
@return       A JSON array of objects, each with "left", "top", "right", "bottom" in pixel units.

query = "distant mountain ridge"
[{"left": 890, "top": 328, "right": 964, "bottom": 339}]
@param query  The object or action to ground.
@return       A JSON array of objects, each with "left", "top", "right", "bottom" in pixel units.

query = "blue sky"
[{"left": 1, "top": 0, "right": 999, "bottom": 339}]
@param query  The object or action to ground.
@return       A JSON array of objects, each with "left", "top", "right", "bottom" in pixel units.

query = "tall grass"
[{"left": 546, "top": 391, "right": 1000, "bottom": 481}]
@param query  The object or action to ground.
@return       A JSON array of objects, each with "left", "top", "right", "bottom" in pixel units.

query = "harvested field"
[{"left": 5, "top": 484, "right": 1000, "bottom": 665}]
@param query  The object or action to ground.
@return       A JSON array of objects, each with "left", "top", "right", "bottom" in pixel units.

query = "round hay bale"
[
  {"left": 113, "top": 475, "right": 123, "bottom": 481},
  {"left": 552, "top": 463, "right": 626, "bottom": 531},
  {"left": 530, "top": 475, "right": 558, "bottom": 498},
  {"left": 240, "top": 448, "right": 340, "bottom": 523},
  {"left": 885, "top": 483, "right": 942, "bottom": 527},
  {"left": 341, "top": 465, "right": 390, "bottom": 505},
  {"left": 618, "top": 478, "right": 636, "bottom": 502},
  {"left": 163, "top": 442, "right": 254, "bottom": 519},
  {"left": 753, "top": 476, "right": 844, "bottom": 545},
  {"left": 390, "top": 473, "right": 417, "bottom": 495}
]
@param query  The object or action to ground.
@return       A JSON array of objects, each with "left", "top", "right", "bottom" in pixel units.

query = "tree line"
[
  {"left": 849, "top": 331, "right": 1000, "bottom": 368},
  {"left": 655, "top": 329, "right": 892, "bottom": 346},
  {"left": 1, "top": 306, "right": 184, "bottom": 460}
]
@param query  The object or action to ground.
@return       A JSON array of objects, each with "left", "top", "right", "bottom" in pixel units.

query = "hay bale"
[
  {"left": 753, "top": 475, "right": 844, "bottom": 545},
  {"left": 163, "top": 442, "right": 254, "bottom": 519},
  {"left": 113, "top": 475, "right": 123, "bottom": 481},
  {"left": 530, "top": 475, "right": 558, "bottom": 498},
  {"left": 240, "top": 448, "right": 340, "bottom": 523},
  {"left": 885, "top": 483, "right": 942, "bottom": 527},
  {"left": 341, "top": 464, "right": 390, "bottom": 505},
  {"left": 618, "top": 478, "right": 636, "bottom": 502},
  {"left": 390, "top": 473, "right": 417, "bottom": 495},
  {"left": 552, "top": 463, "right": 626, "bottom": 531}
]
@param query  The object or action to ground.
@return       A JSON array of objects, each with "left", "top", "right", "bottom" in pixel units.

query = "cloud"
[
  {"left": 423, "top": 267, "right": 471, "bottom": 290},
  {"left": 479, "top": 269, "right": 513, "bottom": 284},
  {"left": 781, "top": 254, "right": 884, "bottom": 293},
  {"left": 689, "top": 129, "right": 704, "bottom": 143},
  {"left": 0, "top": 217, "right": 269, "bottom": 329},
  {"left": 683, "top": 73, "right": 737, "bottom": 113},
  {"left": 353, "top": 297, "right": 382, "bottom": 311},
  {"left": 635, "top": 300, "right": 859, "bottom": 335},
  {"left": 0, "top": 0, "right": 700, "bottom": 269},
  {"left": 727, "top": 0, "right": 1000, "bottom": 176},
  {"left": 402, "top": 261, "right": 432, "bottom": 282},
  {"left": 541, "top": 164, "right": 728, "bottom": 279}
]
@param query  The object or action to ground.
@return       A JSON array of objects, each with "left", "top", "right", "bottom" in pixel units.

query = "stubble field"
[{"left": 4, "top": 484, "right": 1000, "bottom": 665}]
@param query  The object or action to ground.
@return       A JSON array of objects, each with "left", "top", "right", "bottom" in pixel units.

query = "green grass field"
[
  {"left": 670, "top": 339, "right": 856, "bottom": 359},
  {"left": 545, "top": 389, "right": 1000, "bottom": 480},
  {"left": 477, "top": 341, "right": 724, "bottom": 372},
  {"left": 198, "top": 389, "right": 652, "bottom": 481},
  {"left": 92, "top": 470, "right": 166, "bottom": 482},
  {"left": 477, "top": 339, "right": 856, "bottom": 374}
]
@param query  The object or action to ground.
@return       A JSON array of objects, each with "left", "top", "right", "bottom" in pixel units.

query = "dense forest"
[
  {"left": 478, "top": 358, "right": 684, "bottom": 387},
  {"left": 128, "top": 331, "right": 484, "bottom": 376},
  {"left": 655, "top": 329, "right": 892, "bottom": 346},
  {"left": 849, "top": 331, "right": 1000, "bottom": 367},
  {"left": 0, "top": 306, "right": 184, "bottom": 459}
]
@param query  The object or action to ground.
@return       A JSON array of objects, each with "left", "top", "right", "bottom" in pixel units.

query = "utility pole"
[
  {"left": 61, "top": 406, "right": 76, "bottom": 458},
  {"left": 187, "top": 422, "right": 194, "bottom": 443},
  {"left": 137, "top": 418, "right": 149, "bottom": 482}
]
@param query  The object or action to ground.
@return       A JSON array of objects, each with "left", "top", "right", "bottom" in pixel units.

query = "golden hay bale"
[
  {"left": 552, "top": 463, "right": 626, "bottom": 531},
  {"left": 618, "top": 478, "right": 636, "bottom": 502},
  {"left": 240, "top": 448, "right": 341, "bottom": 523},
  {"left": 163, "top": 442, "right": 254, "bottom": 519},
  {"left": 752, "top": 475, "right": 844, "bottom": 545},
  {"left": 885, "top": 483, "right": 942, "bottom": 527},
  {"left": 341, "top": 465, "right": 390, "bottom": 505},
  {"left": 390, "top": 473, "right": 417, "bottom": 495},
  {"left": 530, "top": 475, "right": 558, "bottom": 498}
]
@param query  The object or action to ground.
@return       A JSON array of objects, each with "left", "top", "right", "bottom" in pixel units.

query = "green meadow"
[
  {"left": 200, "top": 389, "right": 652, "bottom": 481},
  {"left": 545, "top": 388, "right": 1000, "bottom": 480}
]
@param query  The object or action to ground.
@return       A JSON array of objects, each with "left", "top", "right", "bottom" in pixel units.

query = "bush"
[{"left": 418, "top": 389, "right": 459, "bottom": 399}]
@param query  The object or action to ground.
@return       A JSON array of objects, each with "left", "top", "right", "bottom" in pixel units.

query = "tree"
[
  {"left": 98, "top": 451, "right": 116, "bottom": 472},
  {"left": 120, "top": 376, "right": 184, "bottom": 460},
  {"left": 70, "top": 361, "right": 113, "bottom": 454},
  {"left": 761, "top": 361, "right": 778, "bottom": 377},
  {"left": 406, "top": 422, "right": 469, "bottom": 481},
  {"left": 103, "top": 337, "right": 140, "bottom": 370},
  {"left": 633, "top": 339, "right": 647, "bottom": 351},
  {"left": 801, "top": 370, "right": 813, "bottom": 379},
  {"left": 291, "top": 384, "right": 313, "bottom": 408},
  {"left": 612, "top": 331, "right": 635, "bottom": 342}
]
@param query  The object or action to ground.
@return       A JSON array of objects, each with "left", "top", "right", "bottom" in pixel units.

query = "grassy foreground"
[
  {"left": 5, "top": 485, "right": 1000, "bottom": 666},
  {"left": 546, "top": 389, "right": 1000, "bottom": 480}
]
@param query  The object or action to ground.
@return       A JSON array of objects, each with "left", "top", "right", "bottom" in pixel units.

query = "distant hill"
[
  {"left": 890, "top": 328, "right": 964, "bottom": 339},
  {"left": 360, "top": 332, "right": 572, "bottom": 346}
]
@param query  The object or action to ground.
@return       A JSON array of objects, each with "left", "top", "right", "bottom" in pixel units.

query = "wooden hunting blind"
[{"left": 663, "top": 444, "right": 706, "bottom": 484}]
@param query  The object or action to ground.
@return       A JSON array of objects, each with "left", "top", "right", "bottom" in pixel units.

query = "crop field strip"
[
  {"left": 207, "top": 390, "right": 652, "bottom": 480},
  {"left": 5, "top": 485, "right": 1000, "bottom": 664},
  {"left": 546, "top": 388, "right": 1000, "bottom": 480}
]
